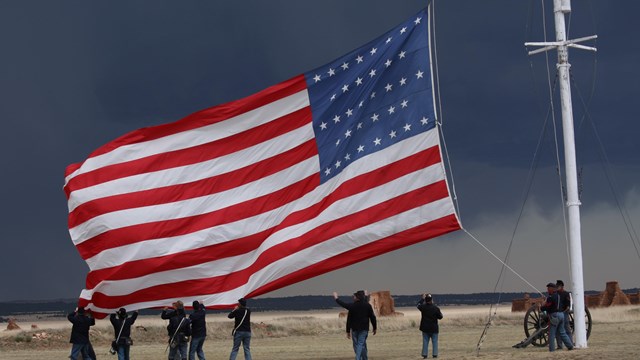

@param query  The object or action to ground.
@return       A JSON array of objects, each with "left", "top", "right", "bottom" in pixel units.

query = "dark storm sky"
[{"left": 1, "top": 1, "right": 638, "bottom": 302}]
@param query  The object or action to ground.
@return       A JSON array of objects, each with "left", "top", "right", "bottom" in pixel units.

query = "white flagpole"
[
  {"left": 552, "top": 0, "right": 588, "bottom": 348},
  {"left": 525, "top": 0, "right": 597, "bottom": 348}
]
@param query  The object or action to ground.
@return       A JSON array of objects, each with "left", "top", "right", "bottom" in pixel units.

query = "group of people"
[
  {"left": 68, "top": 282, "right": 573, "bottom": 359},
  {"left": 66, "top": 297, "right": 252, "bottom": 360},
  {"left": 333, "top": 290, "right": 443, "bottom": 360},
  {"left": 541, "top": 279, "right": 574, "bottom": 352},
  {"left": 67, "top": 292, "right": 441, "bottom": 360},
  {"left": 161, "top": 300, "right": 205, "bottom": 360},
  {"left": 160, "top": 297, "right": 252, "bottom": 360}
]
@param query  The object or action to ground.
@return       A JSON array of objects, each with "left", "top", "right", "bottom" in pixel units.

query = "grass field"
[{"left": 1, "top": 305, "right": 639, "bottom": 359}]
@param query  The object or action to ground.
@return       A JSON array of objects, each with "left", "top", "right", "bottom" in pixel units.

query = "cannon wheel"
[
  {"left": 524, "top": 305, "right": 592, "bottom": 347},
  {"left": 524, "top": 305, "right": 549, "bottom": 347},
  {"left": 568, "top": 307, "right": 592, "bottom": 340}
]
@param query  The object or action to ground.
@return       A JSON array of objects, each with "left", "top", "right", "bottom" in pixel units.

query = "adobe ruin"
[
  {"left": 369, "top": 290, "right": 403, "bottom": 317},
  {"left": 585, "top": 281, "right": 635, "bottom": 307},
  {"left": 338, "top": 290, "right": 403, "bottom": 317}
]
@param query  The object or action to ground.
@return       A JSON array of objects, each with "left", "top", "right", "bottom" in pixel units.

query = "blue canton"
[{"left": 304, "top": 8, "right": 435, "bottom": 183}]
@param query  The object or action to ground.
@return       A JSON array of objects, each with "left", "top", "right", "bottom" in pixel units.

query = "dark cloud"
[{"left": 1, "top": 1, "right": 638, "bottom": 301}]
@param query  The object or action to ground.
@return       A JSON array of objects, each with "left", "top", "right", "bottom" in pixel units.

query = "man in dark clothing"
[
  {"left": 555, "top": 279, "right": 573, "bottom": 349},
  {"left": 417, "top": 293, "right": 443, "bottom": 359},
  {"left": 333, "top": 290, "right": 377, "bottom": 360},
  {"left": 68, "top": 307, "right": 95, "bottom": 360},
  {"left": 189, "top": 300, "right": 207, "bottom": 360},
  {"left": 162, "top": 301, "right": 191, "bottom": 360},
  {"left": 228, "top": 298, "right": 252, "bottom": 360},
  {"left": 109, "top": 307, "right": 139, "bottom": 360},
  {"left": 541, "top": 282, "right": 573, "bottom": 352}
]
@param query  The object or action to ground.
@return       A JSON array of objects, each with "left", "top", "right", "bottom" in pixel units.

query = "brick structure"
[
  {"left": 511, "top": 293, "right": 545, "bottom": 312},
  {"left": 338, "top": 290, "right": 404, "bottom": 317},
  {"left": 369, "top": 290, "right": 403, "bottom": 317},
  {"left": 6, "top": 318, "right": 20, "bottom": 330},
  {"left": 585, "top": 281, "right": 632, "bottom": 307}
]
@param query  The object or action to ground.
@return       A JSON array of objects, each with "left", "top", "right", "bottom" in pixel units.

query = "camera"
[{"left": 109, "top": 347, "right": 116, "bottom": 355}]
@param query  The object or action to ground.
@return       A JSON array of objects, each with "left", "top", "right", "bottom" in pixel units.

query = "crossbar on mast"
[{"left": 524, "top": 0, "right": 597, "bottom": 349}]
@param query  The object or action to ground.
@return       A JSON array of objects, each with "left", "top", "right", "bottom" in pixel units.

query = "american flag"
[{"left": 64, "top": 7, "right": 460, "bottom": 318}]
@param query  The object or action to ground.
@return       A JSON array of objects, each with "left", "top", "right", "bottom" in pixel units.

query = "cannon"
[{"left": 512, "top": 305, "right": 592, "bottom": 348}]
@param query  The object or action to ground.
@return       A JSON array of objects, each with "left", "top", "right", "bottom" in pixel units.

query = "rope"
[
  {"left": 477, "top": 0, "right": 565, "bottom": 353},
  {"left": 463, "top": 228, "right": 544, "bottom": 296},
  {"left": 570, "top": 74, "right": 640, "bottom": 261},
  {"left": 536, "top": 0, "right": 575, "bottom": 274},
  {"left": 430, "top": 0, "right": 463, "bottom": 223}
]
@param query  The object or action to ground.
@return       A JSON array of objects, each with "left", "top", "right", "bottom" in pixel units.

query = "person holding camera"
[
  {"left": 109, "top": 307, "right": 138, "bottom": 359},
  {"left": 68, "top": 307, "right": 95, "bottom": 360},
  {"left": 417, "top": 293, "right": 443, "bottom": 359},
  {"left": 162, "top": 301, "right": 191, "bottom": 360},
  {"left": 228, "top": 298, "right": 252, "bottom": 360}
]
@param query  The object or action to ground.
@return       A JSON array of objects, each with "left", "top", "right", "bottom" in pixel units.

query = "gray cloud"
[{"left": 0, "top": 1, "right": 637, "bottom": 301}]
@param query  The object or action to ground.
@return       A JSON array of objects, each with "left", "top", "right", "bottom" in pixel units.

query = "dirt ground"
[{"left": 1, "top": 305, "right": 639, "bottom": 359}]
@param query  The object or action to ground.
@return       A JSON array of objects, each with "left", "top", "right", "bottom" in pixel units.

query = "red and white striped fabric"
[{"left": 64, "top": 7, "right": 460, "bottom": 318}]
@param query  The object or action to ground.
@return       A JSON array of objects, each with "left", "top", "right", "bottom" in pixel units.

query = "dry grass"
[{"left": 1, "top": 305, "right": 639, "bottom": 359}]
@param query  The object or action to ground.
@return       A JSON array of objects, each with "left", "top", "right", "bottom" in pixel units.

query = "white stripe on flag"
[
  {"left": 81, "top": 196, "right": 453, "bottom": 302},
  {"left": 65, "top": 89, "right": 310, "bottom": 185},
  {"left": 82, "top": 129, "right": 440, "bottom": 267}
]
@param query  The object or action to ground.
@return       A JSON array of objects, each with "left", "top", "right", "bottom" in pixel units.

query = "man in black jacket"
[
  {"left": 110, "top": 307, "right": 138, "bottom": 360},
  {"left": 228, "top": 298, "right": 252, "bottom": 360},
  {"left": 333, "top": 290, "right": 377, "bottom": 360},
  {"left": 189, "top": 300, "right": 207, "bottom": 360},
  {"left": 68, "top": 307, "right": 95, "bottom": 360},
  {"left": 162, "top": 301, "right": 191, "bottom": 360},
  {"left": 417, "top": 293, "right": 443, "bottom": 359}
]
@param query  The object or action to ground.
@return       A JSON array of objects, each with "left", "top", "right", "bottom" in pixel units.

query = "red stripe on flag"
[
  {"left": 68, "top": 138, "right": 317, "bottom": 229},
  {"left": 77, "top": 145, "right": 440, "bottom": 260},
  {"left": 75, "top": 172, "right": 321, "bottom": 260},
  {"left": 64, "top": 75, "right": 307, "bottom": 179},
  {"left": 83, "top": 180, "right": 452, "bottom": 311},
  {"left": 65, "top": 107, "right": 312, "bottom": 198},
  {"left": 246, "top": 213, "right": 461, "bottom": 300}
]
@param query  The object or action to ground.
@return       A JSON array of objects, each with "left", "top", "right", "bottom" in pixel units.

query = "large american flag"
[{"left": 64, "top": 7, "right": 460, "bottom": 318}]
